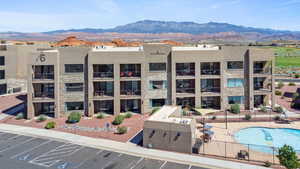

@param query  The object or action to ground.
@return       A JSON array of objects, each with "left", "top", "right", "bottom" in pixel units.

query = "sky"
[{"left": 0, "top": 0, "right": 299, "bottom": 32}]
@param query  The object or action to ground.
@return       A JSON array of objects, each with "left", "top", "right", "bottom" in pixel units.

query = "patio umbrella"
[
  {"left": 204, "top": 130, "right": 214, "bottom": 135},
  {"left": 203, "top": 124, "right": 213, "bottom": 129}
]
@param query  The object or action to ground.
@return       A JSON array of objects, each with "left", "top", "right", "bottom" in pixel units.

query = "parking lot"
[{"left": 0, "top": 131, "right": 207, "bottom": 169}]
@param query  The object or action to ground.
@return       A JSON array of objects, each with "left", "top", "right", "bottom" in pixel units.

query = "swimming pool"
[{"left": 234, "top": 127, "right": 300, "bottom": 154}]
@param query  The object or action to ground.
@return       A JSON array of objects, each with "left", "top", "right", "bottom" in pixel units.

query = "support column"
[{"left": 114, "top": 64, "right": 120, "bottom": 115}]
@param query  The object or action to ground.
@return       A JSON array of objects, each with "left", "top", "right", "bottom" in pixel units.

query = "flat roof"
[
  {"left": 92, "top": 46, "right": 143, "bottom": 52},
  {"left": 172, "top": 45, "right": 220, "bottom": 51},
  {"left": 148, "top": 106, "right": 192, "bottom": 125}
]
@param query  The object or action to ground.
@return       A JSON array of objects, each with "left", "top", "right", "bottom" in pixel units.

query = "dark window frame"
[
  {"left": 227, "top": 61, "right": 243, "bottom": 70},
  {"left": 65, "top": 102, "right": 84, "bottom": 111},
  {"left": 149, "top": 63, "right": 166, "bottom": 72},
  {"left": 65, "top": 64, "right": 83, "bottom": 73},
  {"left": 65, "top": 83, "right": 84, "bottom": 92},
  {"left": 0, "top": 56, "right": 5, "bottom": 66},
  {"left": 0, "top": 70, "right": 5, "bottom": 79}
]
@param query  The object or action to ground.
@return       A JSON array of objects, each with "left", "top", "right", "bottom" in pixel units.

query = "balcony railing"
[
  {"left": 120, "top": 71, "right": 141, "bottom": 77},
  {"left": 201, "top": 69, "right": 220, "bottom": 75},
  {"left": 253, "top": 68, "right": 271, "bottom": 74},
  {"left": 33, "top": 73, "right": 54, "bottom": 80},
  {"left": 176, "top": 70, "right": 195, "bottom": 76},
  {"left": 120, "top": 90, "right": 141, "bottom": 96},
  {"left": 33, "top": 92, "right": 54, "bottom": 99},
  {"left": 254, "top": 86, "right": 271, "bottom": 91},
  {"left": 93, "top": 72, "right": 113, "bottom": 78},
  {"left": 176, "top": 88, "right": 195, "bottom": 94},
  {"left": 201, "top": 87, "right": 221, "bottom": 93},
  {"left": 94, "top": 90, "right": 114, "bottom": 97}
]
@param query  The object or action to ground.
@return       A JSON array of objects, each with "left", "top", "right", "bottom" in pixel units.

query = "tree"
[{"left": 277, "top": 145, "right": 300, "bottom": 169}]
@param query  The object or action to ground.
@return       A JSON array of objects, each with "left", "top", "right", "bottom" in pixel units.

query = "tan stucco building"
[{"left": 25, "top": 43, "right": 275, "bottom": 119}]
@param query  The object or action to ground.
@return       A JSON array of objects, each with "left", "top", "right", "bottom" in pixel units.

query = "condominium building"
[
  {"left": 0, "top": 41, "right": 49, "bottom": 95},
  {"left": 27, "top": 44, "right": 275, "bottom": 119}
]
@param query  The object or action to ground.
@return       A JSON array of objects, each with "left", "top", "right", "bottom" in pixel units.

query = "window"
[
  {"left": 65, "top": 102, "right": 84, "bottom": 111},
  {"left": 0, "top": 56, "right": 5, "bottom": 66},
  {"left": 227, "top": 78, "right": 244, "bottom": 87},
  {"left": 227, "top": 61, "right": 243, "bottom": 69},
  {"left": 149, "top": 63, "right": 166, "bottom": 72},
  {"left": 228, "top": 96, "right": 244, "bottom": 104},
  {"left": 150, "top": 99, "right": 166, "bottom": 107},
  {"left": 149, "top": 80, "right": 166, "bottom": 90},
  {"left": 0, "top": 84, "right": 6, "bottom": 95},
  {"left": 65, "top": 83, "right": 83, "bottom": 92},
  {"left": 65, "top": 64, "right": 83, "bottom": 73},
  {"left": 0, "top": 70, "right": 5, "bottom": 79}
]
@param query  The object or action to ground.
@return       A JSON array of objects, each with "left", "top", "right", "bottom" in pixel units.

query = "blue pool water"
[{"left": 234, "top": 127, "right": 300, "bottom": 154}]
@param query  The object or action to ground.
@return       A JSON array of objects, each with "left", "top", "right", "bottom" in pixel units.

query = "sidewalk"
[{"left": 0, "top": 123, "right": 268, "bottom": 169}]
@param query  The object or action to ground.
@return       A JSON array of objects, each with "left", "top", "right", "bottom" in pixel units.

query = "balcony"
[
  {"left": 120, "top": 81, "right": 141, "bottom": 96},
  {"left": 93, "top": 82, "right": 114, "bottom": 97},
  {"left": 120, "top": 71, "right": 141, "bottom": 78},
  {"left": 253, "top": 61, "right": 271, "bottom": 74},
  {"left": 93, "top": 64, "right": 114, "bottom": 78},
  {"left": 120, "top": 64, "right": 141, "bottom": 78},
  {"left": 33, "top": 92, "right": 54, "bottom": 99},
  {"left": 32, "top": 65, "right": 54, "bottom": 80},
  {"left": 201, "top": 62, "right": 220, "bottom": 75},
  {"left": 94, "top": 100, "right": 114, "bottom": 114},
  {"left": 33, "top": 102, "right": 55, "bottom": 117},
  {"left": 201, "top": 96, "right": 221, "bottom": 109},
  {"left": 201, "top": 79, "right": 221, "bottom": 93},
  {"left": 254, "top": 77, "right": 271, "bottom": 92},
  {"left": 93, "top": 72, "right": 113, "bottom": 78},
  {"left": 121, "top": 99, "right": 141, "bottom": 113},
  {"left": 176, "top": 97, "right": 195, "bottom": 107},
  {"left": 33, "top": 73, "right": 54, "bottom": 80},
  {"left": 176, "top": 63, "right": 195, "bottom": 76},
  {"left": 176, "top": 79, "right": 195, "bottom": 94}
]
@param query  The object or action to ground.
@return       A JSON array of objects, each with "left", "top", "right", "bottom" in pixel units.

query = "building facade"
[{"left": 27, "top": 44, "right": 275, "bottom": 119}]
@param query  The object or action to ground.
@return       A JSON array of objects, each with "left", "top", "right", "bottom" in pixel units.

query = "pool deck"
[
  {"left": 200, "top": 122, "right": 300, "bottom": 164},
  {"left": 210, "top": 121, "right": 300, "bottom": 143}
]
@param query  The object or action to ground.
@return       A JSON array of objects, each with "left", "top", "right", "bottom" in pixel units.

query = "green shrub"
[
  {"left": 67, "top": 112, "right": 81, "bottom": 123},
  {"left": 15, "top": 112, "right": 24, "bottom": 120},
  {"left": 45, "top": 121, "right": 56, "bottom": 129},
  {"left": 278, "top": 81, "right": 284, "bottom": 89},
  {"left": 275, "top": 106, "right": 284, "bottom": 113},
  {"left": 150, "top": 107, "right": 160, "bottom": 115},
  {"left": 263, "top": 161, "right": 272, "bottom": 167},
  {"left": 274, "top": 115, "right": 281, "bottom": 121},
  {"left": 194, "top": 110, "right": 201, "bottom": 116},
  {"left": 277, "top": 145, "right": 300, "bottom": 169},
  {"left": 112, "top": 114, "right": 125, "bottom": 125},
  {"left": 36, "top": 115, "right": 47, "bottom": 122},
  {"left": 124, "top": 112, "right": 132, "bottom": 118},
  {"left": 260, "top": 105, "right": 268, "bottom": 113},
  {"left": 295, "top": 74, "right": 300, "bottom": 78},
  {"left": 244, "top": 114, "right": 252, "bottom": 121},
  {"left": 96, "top": 113, "right": 105, "bottom": 119},
  {"left": 211, "top": 116, "right": 217, "bottom": 120},
  {"left": 275, "top": 90, "right": 282, "bottom": 96},
  {"left": 117, "top": 126, "right": 127, "bottom": 134},
  {"left": 230, "top": 104, "right": 240, "bottom": 114},
  {"left": 289, "top": 82, "right": 296, "bottom": 86},
  {"left": 182, "top": 110, "right": 188, "bottom": 116}
]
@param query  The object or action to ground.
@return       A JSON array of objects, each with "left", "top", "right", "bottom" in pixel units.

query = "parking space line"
[
  {"left": 29, "top": 143, "right": 83, "bottom": 167},
  {"left": 0, "top": 134, "right": 21, "bottom": 141},
  {"left": 188, "top": 165, "right": 192, "bottom": 169},
  {"left": 159, "top": 161, "right": 167, "bottom": 169},
  {"left": 74, "top": 149, "right": 104, "bottom": 169},
  {"left": 10, "top": 140, "right": 52, "bottom": 159},
  {"left": 0, "top": 137, "right": 35, "bottom": 153},
  {"left": 130, "top": 157, "right": 144, "bottom": 169}
]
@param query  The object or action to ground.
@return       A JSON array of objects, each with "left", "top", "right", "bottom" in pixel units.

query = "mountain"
[
  {"left": 43, "top": 20, "right": 294, "bottom": 35},
  {"left": 1, "top": 20, "right": 300, "bottom": 42}
]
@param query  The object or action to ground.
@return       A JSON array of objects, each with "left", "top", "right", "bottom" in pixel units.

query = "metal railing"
[
  {"left": 33, "top": 92, "right": 54, "bottom": 99},
  {"left": 176, "top": 88, "right": 195, "bottom": 94},
  {"left": 176, "top": 70, "right": 195, "bottom": 76},
  {"left": 120, "top": 90, "right": 141, "bottom": 96},
  {"left": 93, "top": 72, "right": 113, "bottom": 78},
  {"left": 94, "top": 90, "right": 114, "bottom": 97},
  {"left": 120, "top": 71, "right": 141, "bottom": 77},
  {"left": 201, "top": 87, "right": 221, "bottom": 93},
  {"left": 254, "top": 68, "right": 271, "bottom": 74},
  {"left": 201, "top": 69, "right": 220, "bottom": 75},
  {"left": 33, "top": 73, "right": 54, "bottom": 80}
]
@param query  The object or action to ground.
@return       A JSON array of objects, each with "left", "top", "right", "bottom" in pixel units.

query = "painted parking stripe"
[
  {"left": 0, "top": 133, "right": 19, "bottom": 141},
  {"left": 73, "top": 150, "right": 104, "bottom": 169},
  {"left": 77, "top": 151, "right": 121, "bottom": 169},
  {"left": 161, "top": 162, "right": 190, "bottom": 169},
  {"left": 0, "top": 137, "right": 35, "bottom": 153},
  {"left": 132, "top": 158, "right": 165, "bottom": 169},
  {"left": 10, "top": 140, "right": 51, "bottom": 159},
  {"left": 29, "top": 143, "right": 83, "bottom": 167}
]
